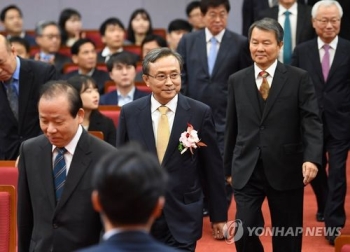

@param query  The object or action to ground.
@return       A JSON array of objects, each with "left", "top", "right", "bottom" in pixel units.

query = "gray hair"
[
  {"left": 35, "top": 20, "right": 60, "bottom": 36},
  {"left": 311, "top": 0, "right": 343, "bottom": 18},
  {"left": 142, "top": 47, "right": 183, "bottom": 75},
  {"left": 248, "top": 18, "right": 284, "bottom": 44}
]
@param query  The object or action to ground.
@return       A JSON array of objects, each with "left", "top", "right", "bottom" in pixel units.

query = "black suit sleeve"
[
  {"left": 17, "top": 142, "right": 34, "bottom": 252},
  {"left": 105, "top": 118, "right": 117, "bottom": 147},
  {"left": 116, "top": 107, "right": 128, "bottom": 147},
  {"left": 177, "top": 35, "right": 188, "bottom": 95}
]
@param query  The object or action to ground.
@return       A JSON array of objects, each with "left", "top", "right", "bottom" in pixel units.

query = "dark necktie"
[
  {"left": 4, "top": 78, "right": 18, "bottom": 120},
  {"left": 283, "top": 11, "right": 292, "bottom": 64},
  {"left": 321, "top": 44, "right": 330, "bottom": 82},
  {"left": 259, "top": 71, "right": 270, "bottom": 100},
  {"left": 53, "top": 147, "right": 67, "bottom": 204}
]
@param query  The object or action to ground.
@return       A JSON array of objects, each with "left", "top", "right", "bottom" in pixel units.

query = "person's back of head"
[{"left": 91, "top": 143, "right": 168, "bottom": 228}]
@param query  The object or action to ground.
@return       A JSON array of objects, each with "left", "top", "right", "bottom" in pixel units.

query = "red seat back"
[
  {"left": 0, "top": 161, "right": 18, "bottom": 188},
  {"left": 0, "top": 185, "right": 16, "bottom": 252},
  {"left": 98, "top": 106, "right": 121, "bottom": 127}
]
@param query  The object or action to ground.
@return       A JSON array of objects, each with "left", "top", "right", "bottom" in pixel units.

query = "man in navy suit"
[
  {"left": 76, "top": 143, "right": 179, "bottom": 252},
  {"left": 63, "top": 38, "right": 111, "bottom": 95},
  {"left": 117, "top": 48, "right": 227, "bottom": 252},
  {"left": 0, "top": 34, "right": 57, "bottom": 160},
  {"left": 178, "top": 0, "right": 252, "bottom": 154},
  {"left": 99, "top": 51, "right": 148, "bottom": 106},
  {"left": 291, "top": 0, "right": 350, "bottom": 245}
]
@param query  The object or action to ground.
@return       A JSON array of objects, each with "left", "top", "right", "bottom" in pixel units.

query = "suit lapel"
[
  {"left": 296, "top": 5, "right": 306, "bottom": 44},
  {"left": 261, "top": 62, "right": 287, "bottom": 122},
  {"left": 55, "top": 130, "right": 92, "bottom": 212},
  {"left": 39, "top": 138, "right": 56, "bottom": 209},
  {"left": 162, "top": 94, "right": 191, "bottom": 166},
  {"left": 196, "top": 31, "right": 209, "bottom": 76},
  {"left": 327, "top": 38, "right": 346, "bottom": 85},
  {"left": 18, "top": 59, "right": 34, "bottom": 130},
  {"left": 137, "top": 96, "right": 157, "bottom": 155},
  {"left": 212, "top": 30, "right": 231, "bottom": 77},
  {"left": 307, "top": 40, "right": 324, "bottom": 85},
  {"left": 244, "top": 67, "right": 262, "bottom": 119}
]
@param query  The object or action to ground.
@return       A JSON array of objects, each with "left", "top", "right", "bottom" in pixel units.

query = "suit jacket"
[
  {"left": 291, "top": 37, "right": 350, "bottom": 140},
  {"left": 258, "top": 4, "right": 315, "bottom": 45},
  {"left": 0, "top": 58, "right": 57, "bottom": 160},
  {"left": 116, "top": 94, "right": 227, "bottom": 243},
  {"left": 97, "top": 49, "right": 139, "bottom": 63},
  {"left": 17, "top": 129, "right": 117, "bottom": 252},
  {"left": 54, "top": 52, "right": 72, "bottom": 74},
  {"left": 76, "top": 231, "right": 179, "bottom": 252},
  {"left": 88, "top": 110, "right": 116, "bottom": 146},
  {"left": 63, "top": 69, "right": 111, "bottom": 95},
  {"left": 224, "top": 62, "right": 323, "bottom": 191},
  {"left": 99, "top": 88, "right": 149, "bottom": 105},
  {"left": 177, "top": 29, "right": 252, "bottom": 134},
  {"left": 242, "top": 0, "right": 307, "bottom": 37}
]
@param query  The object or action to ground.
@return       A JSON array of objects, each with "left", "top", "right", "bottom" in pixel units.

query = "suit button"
[
  {"left": 260, "top": 126, "right": 265, "bottom": 130},
  {"left": 53, "top": 223, "right": 58, "bottom": 229}
]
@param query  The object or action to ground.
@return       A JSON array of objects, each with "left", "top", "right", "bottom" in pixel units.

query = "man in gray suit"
[{"left": 17, "top": 81, "right": 116, "bottom": 252}]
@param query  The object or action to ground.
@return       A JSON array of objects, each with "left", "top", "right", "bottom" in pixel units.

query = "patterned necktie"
[
  {"left": 208, "top": 37, "right": 218, "bottom": 75},
  {"left": 53, "top": 147, "right": 67, "bottom": 204},
  {"left": 259, "top": 71, "right": 270, "bottom": 100},
  {"left": 283, "top": 11, "right": 292, "bottom": 64},
  {"left": 4, "top": 79, "right": 19, "bottom": 120},
  {"left": 157, "top": 106, "right": 170, "bottom": 163},
  {"left": 322, "top": 44, "right": 330, "bottom": 82}
]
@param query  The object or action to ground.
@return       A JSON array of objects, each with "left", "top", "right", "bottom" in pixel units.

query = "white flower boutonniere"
[{"left": 178, "top": 123, "right": 207, "bottom": 155}]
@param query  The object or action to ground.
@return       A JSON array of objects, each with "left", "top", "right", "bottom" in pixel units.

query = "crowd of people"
[{"left": 0, "top": 0, "right": 349, "bottom": 251}]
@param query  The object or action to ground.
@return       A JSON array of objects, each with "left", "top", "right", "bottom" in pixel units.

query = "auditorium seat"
[
  {"left": 0, "top": 161, "right": 18, "bottom": 189},
  {"left": 336, "top": 235, "right": 350, "bottom": 252},
  {"left": 104, "top": 81, "right": 151, "bottom": 94},
  {"left": 135, "top": 82, "right": 151, "bottom": 93},
  {"left": 124, "top": 45, "right": 141, "bottom": 57},
  {"left": 88, "top": 131, "right": 104, "bottom": 140},
  {"left": 153, "top": 28, "right": 166, "bottom": 39},
  {"left": 98, "top": 105, "right": 121, "bottom": 127},
  {"left": 0, "top": 185, "right": 16, "bottom": 252},
  {"left": 84, "top": 29, "right": 103, "bottom": 47},
  {"left": 30, "top": 46, "right": 71, "bottom": 58}
]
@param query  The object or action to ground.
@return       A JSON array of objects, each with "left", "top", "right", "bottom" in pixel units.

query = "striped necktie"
[{"left": 53, "top": 147, "right": 67, "bottom": 204}]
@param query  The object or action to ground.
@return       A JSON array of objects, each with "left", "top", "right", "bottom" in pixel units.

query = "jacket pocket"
[{"left": 183, "top": 187, "right": 202, "bottom": 204}]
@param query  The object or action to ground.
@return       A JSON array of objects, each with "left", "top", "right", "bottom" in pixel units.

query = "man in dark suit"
[
  {"left": 242, "top": 0, "right": 307, "bottom": 37},
  {"left": 178, "top": 0, "right": 252, "bottom": 154},
  {"left": 34, "top": 20, "right": 71, "bottom": 74},
  {"left": 291, "top": 0, "right": 350, "bottom": 245},
  {"left": 258, "top": 0, "right": 315, "bottom": 64},
  {"left": 100, "top": 51, "right": 148, "bottom": 106},
  {"left": 76, "top": 143, "right": 179, "bottom": 252},
  {"left": 17, "top": 81, "right": 117, "bottom": 252},
  {"left": 0, "top": 35, "right": 57, "bottom": 160},
  {"left": 224, "top": 18, "right": 322, "bottom": 252},
  {"left": 117, "top": 48, "right": 227, "bottom": 252},
  {"left": 63, "top": 38, "right": 111, "bottom": 94}
]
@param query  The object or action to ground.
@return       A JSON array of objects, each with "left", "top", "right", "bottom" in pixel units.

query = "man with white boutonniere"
[{"left": 116, "top": 48, "right": 227, "bottom": 252}]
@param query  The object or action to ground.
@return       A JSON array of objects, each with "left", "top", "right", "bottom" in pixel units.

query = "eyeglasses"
[
  {"left": 315, "top": 18, "right": 340, "bottom": 25},
  {"left": 40, "top": 34, "right": 61, "bottom": 40},
  {"left": 146, "top": 73, "right": 181, "bottom": 81},
  {"left": 207, "top": 12, "right": 227, "bottom": 20}
]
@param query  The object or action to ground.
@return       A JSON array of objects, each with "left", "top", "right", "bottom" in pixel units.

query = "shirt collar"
[
  {"left": 51, "top": 125, "right": 83, "bottom": 155},
  {"left": 317, "top": 36, "right": 338, "bottom": 50},
  {"left": 278, "top": 2, "right": 297, "bottom": 16},
  {"left": 13, "top": 57, "right": 21, "bottom": 81},
  {"left": 78, "top": 68, "right": 95, "bottom": 76},
  {"left": 205, "top": 28, "right": 225, "bottom": 44},
  {"left": 101, "top": 47, "right": 123, "bottom": 57},
  {"left": 117, "top": 86, "right": 135, "bottom": 99},
  {"left": 151, "top": 94, "right": 178, "bottom": 114},
  {"left": 254, "top": 60, "right": 278, "bottom": 79}
]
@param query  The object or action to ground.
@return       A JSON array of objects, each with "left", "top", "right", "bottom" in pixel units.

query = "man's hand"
[
  {"left": 212, "top": 222, "right": 226, "bottom": 240},
  {"left": 302, "top": 161, "right": 318, "bottom": 185}
]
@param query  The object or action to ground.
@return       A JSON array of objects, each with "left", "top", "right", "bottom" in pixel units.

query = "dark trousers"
[
  {"left": 151, "top": 213, "right": 197, "bottom": 252},
  {"left": 323, "top": 136, "right": 349, "bottom": 229},
  {"left": 233, "top": 160, "right": 304, "bottom": 252}
]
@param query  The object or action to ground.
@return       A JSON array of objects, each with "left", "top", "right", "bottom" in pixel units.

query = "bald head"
[{"left": 0, "top": 34, "right": 17, "bottom": 81}]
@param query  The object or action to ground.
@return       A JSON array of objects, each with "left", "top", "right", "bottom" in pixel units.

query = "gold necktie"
[
  {"left": 259, "top": 71, "right": 270, "bottom": 100},
  {"left": 157, "top": 106, "right": 170, "bottom": 163}
]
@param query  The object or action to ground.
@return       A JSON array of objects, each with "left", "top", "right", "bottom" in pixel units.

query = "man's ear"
[
  {"left": 91, "top": 190, "right": 102, "bottom": 213},
  {"left": 151, "top": 196, "right": 165, "bottom": 218},
  {"left": 72, "top": 55, "right": 78, "bottom": 64}
]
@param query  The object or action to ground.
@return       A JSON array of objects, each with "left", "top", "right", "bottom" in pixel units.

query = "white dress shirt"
[
  {"left": 254, "top": 60, "right": 278, "bottom": 90},
  {"left": 317, "top": 36, "right": 338, "bottom": 67}
]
